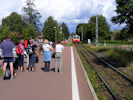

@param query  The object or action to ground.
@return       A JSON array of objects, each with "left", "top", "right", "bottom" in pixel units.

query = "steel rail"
[
  {"left": 82, "top": 46, "right": 133, "bottom": 84},
  {"left": 80, "top": 50, "right": 118, "bottom": 100}
]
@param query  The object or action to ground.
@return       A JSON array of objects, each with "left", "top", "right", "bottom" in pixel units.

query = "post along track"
[{"left": 76, "top": 44, "right": 133, "bottom": 100}]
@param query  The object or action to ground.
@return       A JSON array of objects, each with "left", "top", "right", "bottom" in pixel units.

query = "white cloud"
[{"left": 0, "top": 0, "right": 123, "bottom": 33}]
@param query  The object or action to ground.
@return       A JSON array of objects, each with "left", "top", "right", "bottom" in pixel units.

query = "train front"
[{"left": 73, "top": 35, "right": 80, "bottom": 43}]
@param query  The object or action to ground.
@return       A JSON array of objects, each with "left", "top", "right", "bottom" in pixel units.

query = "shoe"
[
  {"left": 3, "top": 76, "right": 6, "bottom": 80},
  {"left": 21, "top": 70, "right": 24, "bottom": 72},
  {"left": 14, "top": 73, "right": 17, "bottom": 76},
  {"left": 10, "top": 76, "right": 16, "bottom": 80},
  {"left": 60, "top": 71, "right": 63, "bottom": 73},
  {"left": 32, "top": 69, "right": 36, "bottom": 72}
]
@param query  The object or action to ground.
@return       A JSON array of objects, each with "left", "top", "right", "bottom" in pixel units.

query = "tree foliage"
[
  {"left": 42, "top": 16, "right": 59, "bottom": 42},
  {"left": 61, "top": 22, "right": 69, "bottom": 40},
  {"left": 112, "top": 29, "right": 121, "bottom": 34},
  {"left": 115, "top": 30, "right": 128, "bottom": 40},
  {"left": 0, "top": 24, "right": 11, "bottom": 40},
  {"left": 111, "top": 0, "right": 133, "bottom": 34},
  {"left": 76, "top": 15, "right": 111, "bottom": 41},
  {"left": 58, "top": 33, "right": 64, "bottom": 41},
  {"left": 1, "top": 12, "right": 23, "bottom": 33},
  {"left": 76, "top": 23, "right": 88, "bottom": 41},
  {"left": 87, "top": 15, "right": 111, "bottom": 41},
  {"left": 21, "top": 0, "right": 42, "bottom": 32},
  {"left": 0, "top": 0, "right": 42, "bottom": 41},
  {"left": 22, "top": 24, "right": 37, "bottom": 40}
]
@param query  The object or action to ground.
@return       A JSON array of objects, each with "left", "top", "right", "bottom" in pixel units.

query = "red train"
[{"left": 73, "top": 35, "right": 80, "bottom": 43}]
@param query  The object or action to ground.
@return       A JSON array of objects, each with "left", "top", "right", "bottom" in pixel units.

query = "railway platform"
[{"left": 0, "top": 46, "right": 98, "bottom": 100}]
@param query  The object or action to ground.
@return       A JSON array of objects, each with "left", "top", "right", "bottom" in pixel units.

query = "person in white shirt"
[
  {"left": 55, "top": 40, "right": 64, "bottom": 73},
  {"left": 43, "top": 39, "right": 53, "bottom": 72}
]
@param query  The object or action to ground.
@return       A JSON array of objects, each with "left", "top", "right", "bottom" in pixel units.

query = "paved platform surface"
[{"left": 0, "top": 46, "right": 95, "bottom": 100}]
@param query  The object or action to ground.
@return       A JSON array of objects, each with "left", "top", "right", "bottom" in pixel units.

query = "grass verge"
[
  {"left": 87, "top": 44, "right": 133, "bottom": 71},
  {"left": 0, "top": 69, "right": 3, "bottom": 77},
  {"left": 75, "top": 46, "right": 113, "bottom": 100}
]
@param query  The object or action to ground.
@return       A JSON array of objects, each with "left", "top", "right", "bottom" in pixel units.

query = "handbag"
[{"left": 52, "top": 52, "right": 56, "bottom": 58}]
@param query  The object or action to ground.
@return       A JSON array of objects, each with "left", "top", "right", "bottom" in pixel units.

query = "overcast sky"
[{"left": 0, "top": 0, "right": 124, "bottom": 33}]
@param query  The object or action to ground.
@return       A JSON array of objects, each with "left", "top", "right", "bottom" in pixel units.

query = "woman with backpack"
[{"left": 17, "top": 39, "right": 24, "bottom": 72}]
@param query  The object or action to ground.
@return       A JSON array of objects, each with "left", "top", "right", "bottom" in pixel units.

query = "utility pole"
[
  {"left": 88, "top": 13, "right": 98, "bottom": 46},
  {"left": 96, "top": 14, "right": 98, "bottom": 46},
  {"left": 54, "top": 27, "right": 57, "bottom": 45},
  {"left": 81, "top": 26, "right": 83, "bottom": 42}
]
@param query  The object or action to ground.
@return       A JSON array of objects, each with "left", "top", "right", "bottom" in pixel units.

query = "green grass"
[
  {"left": 127, "top": 47, "right": 133, "bottom": 49},
  {"left": 86, "top": 44, "right": 133, "bottom": 71},
  {"left": 105, "top": 43, "right": 126, "bottom": 46},
  {"left": 0, "top": 69, "right": 3, "bottom": 77},
  {"left": 75, "top": 46, "right": 111, "bottom": 99}
]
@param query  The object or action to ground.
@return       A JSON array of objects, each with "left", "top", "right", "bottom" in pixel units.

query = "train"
[{"left": 73, "top": 35, "right": 80, "bottom": 43}]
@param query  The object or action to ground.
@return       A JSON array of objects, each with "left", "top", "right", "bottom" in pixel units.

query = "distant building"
[{"left": 59, "top": 31, "right": 62, "bottom": 34}]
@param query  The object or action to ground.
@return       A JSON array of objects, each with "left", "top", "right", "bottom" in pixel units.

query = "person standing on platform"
[
  {"left": 55, "top": 40, "right": 64, "bottom": 73},
  {"left": 1, "top": 36, "right": 16, "bottom": 80},
  {"left": 34, "top": 37, "right": 40, "bottom": 62},
  {"left": 17, "top": 39, "right": 24, "bottom": 72},
  {"left": 27, "top": 39, "right": 38, "bottom": 72},
  {"left": 43, "top": 39, "right": 53, "bottom": 72},
  {"left": 24, "top": 39, "right": 29, "bottom": 65}
]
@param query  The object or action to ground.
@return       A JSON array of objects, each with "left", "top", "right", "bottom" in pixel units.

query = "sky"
[{"left": 0, "top": 0, "right": 125, "bottom": 33}]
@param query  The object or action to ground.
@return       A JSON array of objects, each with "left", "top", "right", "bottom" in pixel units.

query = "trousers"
[
  {"left": 55, "top": 52, "right": 63, "bottom": 72},
  {"left": 44, "top": 61, "right": 50, "bottom": 72},
  {"left": 29, "top": 54, "right": 36, "bottom": 67}
]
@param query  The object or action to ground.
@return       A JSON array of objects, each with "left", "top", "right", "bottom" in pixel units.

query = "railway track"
[{"left": 76, "top": 44, "right": 133, "bottom": 100}]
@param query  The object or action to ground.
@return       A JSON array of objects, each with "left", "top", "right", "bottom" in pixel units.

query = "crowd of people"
[{"left": 1, "top": 36, "right": 64, "bottom": 80}]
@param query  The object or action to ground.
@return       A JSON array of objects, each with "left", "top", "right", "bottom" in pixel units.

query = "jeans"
[
  {"left": 44, "top": 61, "right": 50, "bottom": 72},
  {"left": 29, "top": 54, "right": 36, "bottom": 67},
  {"left": 18, "top": 55, "right": 24, "bottom": 66}
]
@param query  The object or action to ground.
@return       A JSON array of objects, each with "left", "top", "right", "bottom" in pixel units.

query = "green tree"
[
  {"left": 0, "top": 25, "right": 2, "bottom": 34},
  {"left": 113, "top": 29, "right": 121, "bottom": 34},
  {"left": 111, "top": 0, "right": 133, "bottom": 34},
  {"left": 42, "top": 16, "right": 58, "bottom": 42},
  {"left": 115, "top": 30, "right": 127, "bottom": 40},
  {"left": 10, "top": 33, "right": 17, "bottom": 41},
  {"left": 87, "top": 15, "right": 111, "bottom": 41},
  {"left": 22, "top": 24, "right": 37, "bottom": 40},
  {"left": 57, "top": 33, "right": 64, "bottom": 41},
  {"left": 21, "top": 0, "right": 42, "bottom": 32},
  {"left": 76, "top": 23, "right": 88, "bottom": 41},
  {"left": 1, "top": 12, "right": 23, "bottom": 33},
  {"left": 0, "top": 24, "right": 11, "bottom": 40},
  {"left": 61, "top": 22, "right": 69, "bottom": 40}
]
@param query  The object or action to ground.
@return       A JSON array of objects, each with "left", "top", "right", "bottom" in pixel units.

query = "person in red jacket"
[
  {"left": 24, "top": 40, "right": 29, "bottom": 65},
  {"left": 24, "top": 40, "right": 28, "bottom": 49}
]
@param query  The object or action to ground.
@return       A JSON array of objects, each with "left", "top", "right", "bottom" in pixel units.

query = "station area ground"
[{"left": 0, "top": 46, "right": 97, "bottom": 100}]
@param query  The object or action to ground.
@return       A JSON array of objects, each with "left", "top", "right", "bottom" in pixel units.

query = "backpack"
[
  {"left": 16, "top": 46, "right": 21, "bottom": 56},
  {"left": 26, "top": 44, "right": 33, "bottom": 55},
  {"left": 24, "top": 40, "right": 28, "bottom": 48},
  {"left": 5, "top": 68, "right": 11, "bottom": 79}
]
